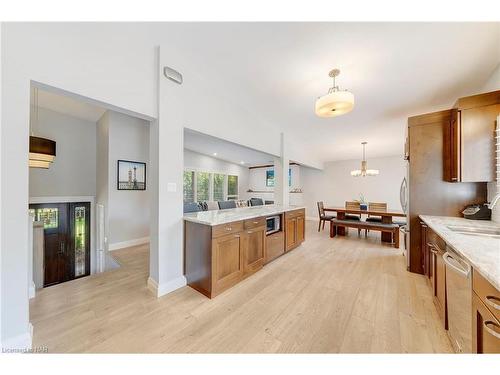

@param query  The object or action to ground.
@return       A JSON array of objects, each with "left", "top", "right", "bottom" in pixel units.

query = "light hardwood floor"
[{"left": 30, "top": 221, "right": 453, "bottom": 353}]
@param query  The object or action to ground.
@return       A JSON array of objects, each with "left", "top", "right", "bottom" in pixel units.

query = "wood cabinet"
[
  {"left": 285, "top": 209, "right": 305, "bottom": 252},
  {"left": 242, "top": 225, "right": 265, "bottom": 277},
  {"left": 185, "top": 208, "right": 304, "bottom": 298},
  {"left": 472, "top": 270, "right": 500, "bottom": 353},
  {"left": 265, "top": 231, "right": 284, "bottom": 264},
  {"left": 472, "top": 293, "right": 500, "bottom": 353},
  {"left": 444, "top": 91, "right": 500, "bottom": 182},
  {"left": 420, "top": 221, "right": 430, "bottom": 280},
  {"left": 426, "top": 228, "right": 447, "bottom": 328},
  {"left": 212, "top": 232, "right": 244, "bottom": 295}
]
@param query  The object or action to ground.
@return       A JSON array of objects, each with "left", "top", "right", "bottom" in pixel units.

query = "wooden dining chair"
[
  {"left": 365, "top": 202, "right": 387, "bottom": 235},
  {"left": 366, "top": 202, "right": 387, "bottom": 222},
  {"left": 345, "top": 201, "right": 362, "bottom": 235},
  {"left": 317, "top": 201, "right": 335, "bottom": 232}
]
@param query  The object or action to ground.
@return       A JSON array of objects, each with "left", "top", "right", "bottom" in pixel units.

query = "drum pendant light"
[
  {"left": 315, "top": 68, "right": 354, "bottom": 118},
  {"left": 29, "top": 87, "right": 56, "bottom": 169}
]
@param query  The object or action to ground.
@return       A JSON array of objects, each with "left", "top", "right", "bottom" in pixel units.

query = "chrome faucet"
[{"left": 488, "top": 193, "right": 500, "bottom": 209}]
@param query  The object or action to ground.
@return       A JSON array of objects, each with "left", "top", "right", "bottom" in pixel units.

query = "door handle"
[
  {"left": 483, "top": 321, "right": 500, "bottom": 340},
  {"left": 443, "top": 252, "right": 470, "bottom": 278},
  {"left": 59, "top": 241, "right": 66, "bottom": 255},
  {"left": 485, "top": 296, "right": 500, "bottom": 311}
]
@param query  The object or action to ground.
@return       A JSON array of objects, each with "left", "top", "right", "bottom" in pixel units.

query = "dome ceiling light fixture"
[
  {"left": 351, "top": 142, "right": 379, "bottom": 177},
  {"left": 29, "top": 87, "right": 56, "bottom": 169},
  {"left": 315, "top": 68, "right": 354, "bottom": 118}
]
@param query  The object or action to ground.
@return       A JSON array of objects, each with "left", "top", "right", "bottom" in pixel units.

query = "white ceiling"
[
  {"left": 34, "top": 23, "right": 499, "bottom": 163},
  {"left": 184, "top": 128, "right": 277, "bottom": 167},
  {"left": 37, "top": 89, "right": 106, "bottom": 122},
  {"left": 162, "top": 22, "right": 500, "bottom": 162}
]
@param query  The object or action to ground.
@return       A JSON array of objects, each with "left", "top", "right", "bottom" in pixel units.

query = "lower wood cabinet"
[
  {"left": 285, "top": 209, "right": 305, "bottom": 252},
  {"left": 265, "top": 231, "right": 284, "bottom": 263},
  {"left": 212, "top": 232, "right": 245, "bottom": 296},
  {"left": 242, "top": 226, "right": 265, "bottom": 277},
  {"left": 472, "top": 293, "right": 500, "bottom": 353}
]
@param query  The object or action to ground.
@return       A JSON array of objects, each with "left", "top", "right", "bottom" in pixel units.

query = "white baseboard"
[
  {"left": 2, "top": 323, "right": 33, "bottom": 351},
  {"left": 29, "top": 282, "right": 36, "bottom": 299},
  {"left": 306, "top": 216, "right": 319, "bottom": 222},
  {"left": 109, "top": 237, "right": 150, "bottom": 251},
  {"left": 147, "top": 275, "right": 187, "bottom": 298}
]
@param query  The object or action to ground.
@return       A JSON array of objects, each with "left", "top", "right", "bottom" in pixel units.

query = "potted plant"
[{"left": 355, "top": 194, "right": 368, "bottom": 210}]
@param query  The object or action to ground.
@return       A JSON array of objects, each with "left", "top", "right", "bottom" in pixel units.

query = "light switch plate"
[{"left": 167, "top": 183, "right": 177, "bottom": 192}]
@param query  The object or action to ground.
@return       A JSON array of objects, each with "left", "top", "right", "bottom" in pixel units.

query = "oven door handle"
[{"left": 443, "top": 252, "right": 470, "bottom": 278}]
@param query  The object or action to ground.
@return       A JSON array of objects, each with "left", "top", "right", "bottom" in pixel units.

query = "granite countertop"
[
  {"left": 184, "top": 205, "right": 305, "bottom": 226},
  {"left": 419, "top": 215, "right": 500, "bottom": 290}
]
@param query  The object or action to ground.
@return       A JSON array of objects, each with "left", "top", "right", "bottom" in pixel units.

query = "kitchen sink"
[{"left": 447, "top": 225, "right": 500, "bottom": 238}]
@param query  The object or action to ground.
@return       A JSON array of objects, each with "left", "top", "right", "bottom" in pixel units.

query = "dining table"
[{"left": 323, "top": 207, "right": 406, "bottom": 243}]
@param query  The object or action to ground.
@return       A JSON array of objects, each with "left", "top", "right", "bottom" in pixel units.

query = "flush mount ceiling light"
[
  {"left": 29, "top": 87, "right": 56, "bottom": 169},
  {"left": 351, "top": 142, "right": 379, "bottom": 177},
  {"left": 315, "top": 68, "right": 354, "bottom": 118}
]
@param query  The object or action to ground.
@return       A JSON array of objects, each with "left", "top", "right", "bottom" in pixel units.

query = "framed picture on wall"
[{"left": 117, "top": 160, "right": 146, "bottom": 190}]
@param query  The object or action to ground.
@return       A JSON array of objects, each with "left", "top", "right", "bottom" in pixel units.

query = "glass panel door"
[{"left": 70, "top": 202, "right": 91, "bottom": 279}]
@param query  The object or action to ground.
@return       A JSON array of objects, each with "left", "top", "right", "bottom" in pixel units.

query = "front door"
[{"left": 30, "top": 202, "right": 91, "bottom": 287}]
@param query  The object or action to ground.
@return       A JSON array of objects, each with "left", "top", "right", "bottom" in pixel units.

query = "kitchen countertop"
[
  {"left": 419, "top": 215, "right": 500, "bottom": 290},
  {"left": 183, "top": 205, "right": 305, "bottom": 226}
]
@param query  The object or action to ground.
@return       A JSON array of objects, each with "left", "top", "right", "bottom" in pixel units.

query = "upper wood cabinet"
[{"left": 444, "top": 90, "right": 500, "bottom": 182}]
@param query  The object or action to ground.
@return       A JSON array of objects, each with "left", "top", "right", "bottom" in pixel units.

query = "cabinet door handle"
[
  {"left": 234, "top": 234, "right": 240, "bottom": 238},
  {"left": 483, "top": 321, "right": 500, "bottom": 340},
  {"left": 247, "top": 231, "right": 253, "bottom": 234},
  {"left": 485, "top": 296, "right": 500, "bottom": 311},
  {"left": 253, "top": 221, "right": 259, "bottom": 224},
  {"left": 225, "top": 227, "right": 232, "bottom": 231}
]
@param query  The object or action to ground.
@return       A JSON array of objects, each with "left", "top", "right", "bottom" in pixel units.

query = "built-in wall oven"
[{"left": 266, "top": 215, "right": 281, "bottom": 235}]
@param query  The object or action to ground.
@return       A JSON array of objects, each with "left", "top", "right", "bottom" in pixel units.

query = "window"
[
  {"left": 196, "top": 172, "right": 211, "bottom": 201},
  {"left": 183, "top": 171, "right": 195, "bottom": 203},
  {"left": 213, "top": 173, "right": 225, "bottom": 201},
  {"left": 266, "top": 168, "right": 292, "bottom": 187},
  {"left": 227, "top": 175, "right": 238, "bottom": 200},
  {"left": 183, "top": 170, "right": 239, "bottom": 202}
]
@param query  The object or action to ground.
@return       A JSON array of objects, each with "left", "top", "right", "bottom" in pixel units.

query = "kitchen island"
[{"left": 184, "top": 205, "right": 305, "bottom": 298}]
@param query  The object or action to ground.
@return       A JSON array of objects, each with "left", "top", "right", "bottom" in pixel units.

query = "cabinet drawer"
[
  {"left": 473, "top": 270, "right": 500, "bottom": 322},
  {"left": 472, "top": 293, "right": 500, "bottom": 353},
  {"left": 212, "top": 221, "right": 244, "bottom": 238},
  {"left": 265, "top": 231, "right": 284, "bottom": 263},
  {"left": 285, "top": 209, "right": 305, "bottom": 219},
  {"left": 244, "top": 217, "right": 266, "bottom": 230}
]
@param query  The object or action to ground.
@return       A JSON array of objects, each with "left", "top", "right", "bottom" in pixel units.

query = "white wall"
[
  {"left": 301, "top": 156, "right": 406, "bottom": 219},
  {"left": 108, "top": 111, "right": 150, "bottom": 246},
  {"left": 184, "top": 149, "right": 249, "bottom": 200},
  {"left": 97, "top": 110, "right": 150, "bottom": 249},
  {"left": 0, "top": 23, "right": 314, "bottom": 346},
  {"left": 29, "top": 108, "right": 96, "bottom": 197}
]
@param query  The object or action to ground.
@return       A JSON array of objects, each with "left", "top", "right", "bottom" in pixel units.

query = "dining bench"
[{"left": 329, "top": 219, "right": 400, "bottom": 248}]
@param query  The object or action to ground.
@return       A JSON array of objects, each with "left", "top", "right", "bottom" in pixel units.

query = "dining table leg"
[
  {"left": 330, "top": 221, "right": 336, "bottom": 238},
  {"left": 336, "top": 211, "right": 346, "bottom": 236},
  {"left": 381, "top": 216, "right": 393, "bottom": 243}
]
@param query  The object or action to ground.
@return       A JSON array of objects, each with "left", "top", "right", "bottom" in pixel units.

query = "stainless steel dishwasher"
[{"left": 443, "top": 246, "right": 472, "bottom": 353}]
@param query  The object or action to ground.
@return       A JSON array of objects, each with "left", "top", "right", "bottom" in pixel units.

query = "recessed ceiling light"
[
  {"left": 212, "top": 152, "right": 217, "bottom": 156},
  {"left": 240, "top": 161, "right": 245, "bottom": 164}
]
